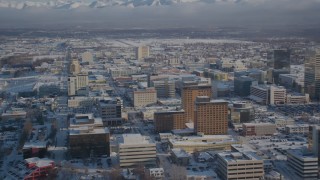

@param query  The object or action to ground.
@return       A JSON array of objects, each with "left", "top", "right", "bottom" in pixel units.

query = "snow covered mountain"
[{"left": 0, "top": 0, "right": 247, "bottom": 9}]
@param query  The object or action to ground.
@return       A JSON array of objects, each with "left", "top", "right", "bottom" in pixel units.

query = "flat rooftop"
[
  {"left": 287, "top": 149, "right": 318, "bottom": 160},
  {"left": 117, "top": 134, "right": 154, "bottom": 145},
  {"left": 218, "top": 151, "right": 262, "bottom": 163},
  {"left": 69, "top": 127, "right": 109, "bottom": 135}
]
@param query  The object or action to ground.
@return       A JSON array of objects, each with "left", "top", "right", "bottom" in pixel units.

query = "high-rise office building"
[
  {"left": 234, "top": 76, "right": 255, "bottom": 97},
  {"left": 273, "top": 49, "right": 291, "bottom": 70},
  {"left": 182, "top": 85, "right": 212, "bottom": 122},
  {"left": 154, "top": 111, "right": 185, "bottom": 133},
  {"left": 68, "top": 73, "right": 88, "bottom": 96},
  {"left": 70, "top": 59, "right": 81, "bottom": 75},
  {"left": 194, "top": 96, "right": 228, "bottom": 135},
  {"left": 305, "top": 50, "right": 320, "bottom": 101},
  {"left": 98, "top": 97, "right": 123, "bottom": 126},
  {"left": 152, "top": 80, "right": 175, "bottom": 98},
  {"left": 136, "top": 46, "right": 150, "bottom": 60}
]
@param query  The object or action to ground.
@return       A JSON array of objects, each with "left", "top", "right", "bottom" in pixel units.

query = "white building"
[
  {"left": 147, "top": 168, "right": 164, "bottom": 179},
  {"left": 117, "top": 134, "right": 156, "bottom": 167},
  {"left": 285, "top": 124, "right": 309, "bottom": 134},
  {"left": 270, "top": 85, "right": 286, "bottom": 105}
]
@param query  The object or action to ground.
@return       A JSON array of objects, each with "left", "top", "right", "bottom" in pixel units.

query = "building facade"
[
  {"left": 182, "top": 85, "right": 212, "bottom": 122},
  {"left": 287, "top": 149, "right": 319, "bottom": 180},
  {"left": 217, "top": 152, "right": 264, "bottom": 180},
  {"left": 305, "top": 50, "right": 320, "bottom": 101},
  {"left": 242, "top": 123, "right": 276, "bottom": 136},
  {"left": 152, "top": 80, "right": 175, "bottom": 98},
  {"left": 133, "top": 88, "right": 157, "bottom": 107},
  {"left": 154, "top": 111, "right": 185, "bottom": 133},
  {"left": 118, "top": 134, "right": 156, "bottom": 167},
  {"left": 98, "top": 97, "right": 123, "bottom": 126},
  {"left": 194, "top": 96, "right": 228, "bottom": 135}
]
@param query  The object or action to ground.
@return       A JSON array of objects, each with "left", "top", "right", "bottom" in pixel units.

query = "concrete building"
[
  {"left": 109, "top": 67, "right": 140, "bottom": 78},
  {"left": 270, "top": 85, "right": 286, "bottom": 105},
  {"left": 154, "top": 111, "right": 185, "bottom": 133},
  {"left": 147, "top": 168, "right": 164, "bottom": 179},
  {"left": 286, "top": 93, "right": 310, "bottom": 104},
  {"left": 229, "top": 101, "right": 255, "bottom": 123},
  {"left": 242, "top": 123, "right": 276, "bottom": 136},
  {"left": 250, "top": 84, "right": 269, "bottom": 105},
  {"left": 136, "top": 46, "right": 150, "bottom": 60},
  {"left": 168, "top": 135, "right": 238, "bottom": 153},
  {"left": 285, "top": 124, "right": 310, "bottom": 135},
  {"left": 68, "top": 73, "right": 89, "bottom": 96},
  {"left": 182, "top": 85, "right": 212, "bottom": 122},
  {"left": 152, "top": 80, "right": 175, "bottom": 98},
  {"left": 70, "top": 59, "right": 81, "bottom": 75},
  {"left": 267, "top": 68, "right": 290, "bottom": 85},
  {"left": 194, "top": 96, "right": 228, "bottom": 135},
  {"left": 117, "top": 134, "right": 156, "bottom": 167},
  {"left": 217, "top": 152, "right": 264, "bottom": 180},
  {"left": 69, "top": 126, "right": 110, "bottom": 158},
  {"left": 312, "top": 126, "right": 320, "bottom": 165},
  {"left": 287, "top": 149, "right": 318, "bottom": 180},
  {"left": 98, "top": 97, "right": 123, "bottom": 126},
  {"left": 170, "top": 148, "right": 190, "bottom": 166},
  {"left": 305, "top": 50, "right": 320, "bottom": 101},
  {"left": 133, "top": 88, "right": 157, "bottom": 107}
]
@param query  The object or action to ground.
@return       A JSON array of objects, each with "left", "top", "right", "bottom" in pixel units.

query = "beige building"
[
  {"left": 270, "top": 85, "right": 286, "bottom": 105},
  {"left": 136, "top": 46, "right": 150, "bottom": 60},
  {"left": 182, "top": 85, "right": 212, "bottom": 122},
  {"left": 168, "top": 135, "right": 238, "bottom": 153},
  {"left": 194, "top": 97, "right": 228, "bottom": 135},
  {"left": 70, "top": 59, "right": 81, "bottom": 75},
  {"left": 133, "top": 88, "right": 157, "bottom": 107},
  {"left": 67, "top": 73, "right": 88, "bottom": 96},
  {"left": 117, "top": 134, "right": 156, "bottom": 167},
  {"left": 217, "top": 152, "right": 264, "bottom": 180},
  {"left": 243, "top": 123, "right": 277, "bottom": 136}
]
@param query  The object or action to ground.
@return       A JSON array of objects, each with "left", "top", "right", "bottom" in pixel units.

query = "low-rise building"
[
  {"left": 98, "top": 97, "right": 123, "bottom": 126},
  {"left": 170, "top": 148, "right": 190, "bottom": 166},
  {"left": 285, "top": 124, "right": 310, "bottom": 134},
  {"left": 133, "top": 88, "right": 157, "bottom": 107},
  {"left": 242, "top": 123, "right": 276, "bottom": 136},
  {"left": 168, "top": 135, "right": 238, "bottom": 153},
  {"left": 147, "top": 168, "right": 165, "bottom": 179}
]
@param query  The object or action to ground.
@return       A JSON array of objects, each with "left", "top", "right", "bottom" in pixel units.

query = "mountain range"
[{"left": 0, "top": 0, "right": 246, "bottom": 9}]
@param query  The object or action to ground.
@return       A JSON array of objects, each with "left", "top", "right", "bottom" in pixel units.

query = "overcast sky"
[{"left": 0, "top": 0, "right": 320, "bottom": 29}]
